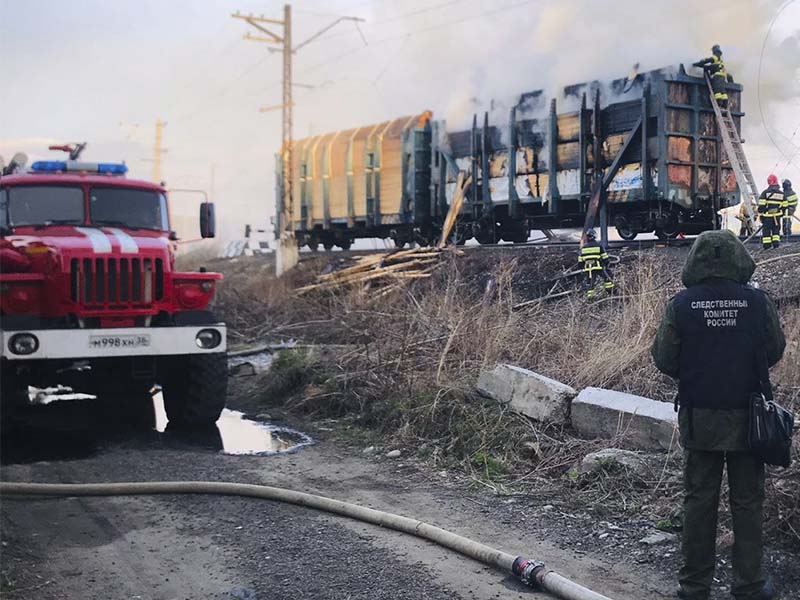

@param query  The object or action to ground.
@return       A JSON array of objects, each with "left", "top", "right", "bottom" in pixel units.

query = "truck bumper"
[{"left": 0, "top": 325, "right": 226, "bottom": 361}]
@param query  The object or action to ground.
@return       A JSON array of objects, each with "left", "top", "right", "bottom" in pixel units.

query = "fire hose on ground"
[{"left": 0, "top": 480, "right": 614, "bottom": 600}]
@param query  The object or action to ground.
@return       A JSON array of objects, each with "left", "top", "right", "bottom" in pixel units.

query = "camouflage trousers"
[{"left": 679, "top": 449, "right": 766, "bottom": 600}]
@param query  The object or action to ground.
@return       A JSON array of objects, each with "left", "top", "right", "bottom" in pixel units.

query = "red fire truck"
[{"left": 0, "top": 152, "right": 227, "bottom": 429}]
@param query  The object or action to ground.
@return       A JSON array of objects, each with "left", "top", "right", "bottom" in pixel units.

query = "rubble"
[
  {"left": 639, "top": 531, "right": 677, "bottom": 546},
  {"left": 578, "top": 448, "right": 652, "bottom": 477}
]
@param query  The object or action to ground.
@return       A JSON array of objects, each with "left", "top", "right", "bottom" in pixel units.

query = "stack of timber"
[{"left": 295, "top": 247, "right": 459, "bottom": 298}]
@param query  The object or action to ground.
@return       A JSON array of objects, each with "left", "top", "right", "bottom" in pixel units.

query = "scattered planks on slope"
[{"left": 295, "top": 246, "right": 461, "bottom": 295}]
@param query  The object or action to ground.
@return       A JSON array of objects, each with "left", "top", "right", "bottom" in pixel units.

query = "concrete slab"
[
  {"left": 476, "top": 364, "right": 576, "bottom": 424},
  {"left": 571, "top": 387, "right": 678, "bottom": 450}
]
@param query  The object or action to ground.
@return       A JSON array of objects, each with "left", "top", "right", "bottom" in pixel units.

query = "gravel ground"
[
  {"left": 3, "top": 379, "right": 800, "bottom": 599},
  {"left": 1, "top": 388, "right": 673, "bottom": 600}
]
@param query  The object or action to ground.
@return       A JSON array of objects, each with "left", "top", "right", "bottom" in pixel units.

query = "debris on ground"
[
  {"left": 294, "top": 246, "right": 462, "bottom": 297},
  {"left": 639, "top": 531, "right": 678, "bottom": 546},
  {"left": 578, "top": 448, "right": 652, "bottom": 477}
]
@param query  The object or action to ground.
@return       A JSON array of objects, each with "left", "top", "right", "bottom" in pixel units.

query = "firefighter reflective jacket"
[
  {"left": 578, "top": 241, "right": 608, "bottom": 272},
  {"left": 695, "top": 55, "right": 727, "bottom": 78},
  {"left": 758, "top": 185, "right": 784, "bottom": 218},
  {"left": 784, "top": 184, "right": 798, "bottom": 213}
]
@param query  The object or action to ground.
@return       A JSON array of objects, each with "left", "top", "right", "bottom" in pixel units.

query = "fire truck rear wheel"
[{"left": 161, "top": 353, "right": 227, "bottom": 428}]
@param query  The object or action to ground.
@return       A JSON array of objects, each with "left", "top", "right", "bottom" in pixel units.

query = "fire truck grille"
[{"left": 70, "top": 257, "right": 164, "bottom": 308}]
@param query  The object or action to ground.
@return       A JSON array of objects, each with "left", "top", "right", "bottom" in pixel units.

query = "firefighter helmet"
[
  {"left": 783, "top": 179, "right": 792, "bottom": 190},
  {"left": 585, "top": 229, "right": 596, "bottom": 241},
  {"left": 767, "top": 174, "right": 779, "bottom": 186},
  {"left": 712, "top": 44, "right": 722, "bottom": 56}
]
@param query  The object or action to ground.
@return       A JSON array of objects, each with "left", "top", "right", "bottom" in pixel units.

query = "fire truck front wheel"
[
  {"left": 160, "top": 353, "right": 227, "bottom": 428},
  {"left": 0, "top": 367, "right": 28, "bottom": 430}
]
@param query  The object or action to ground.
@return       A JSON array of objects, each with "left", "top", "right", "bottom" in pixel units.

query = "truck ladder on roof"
[{"left": 705, "top": 74, "right": 759, "bottom": 229}]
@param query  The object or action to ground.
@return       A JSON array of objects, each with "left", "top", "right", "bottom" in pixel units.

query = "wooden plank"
[{"left": 438, "top": 172, "right": 472, "bottom": 248}]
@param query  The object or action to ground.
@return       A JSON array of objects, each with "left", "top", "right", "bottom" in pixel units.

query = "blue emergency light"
[
  {"left": 96, "top": 163, "right": 128, "bottom": 175},
  {"left": 31, "top": 161, "right": 67, "bottom": 172},
  {"left": 30, "top": 160, "right": 128, "bottom": 175}
]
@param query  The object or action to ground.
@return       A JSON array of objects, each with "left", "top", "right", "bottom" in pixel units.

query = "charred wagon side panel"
[
  {"left": 438, "top": 64, "right": 743, "bottom": 241},
  {"left": 276, "top": 64, "right": 744, "bottom": 248}
]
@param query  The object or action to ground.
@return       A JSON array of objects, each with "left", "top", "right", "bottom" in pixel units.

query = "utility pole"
[
  {"left": 153, "top": 119, "right": 166, "bottom": 185},
  {"left": 232, "top": 5, "right": 365, "bottom": 276},
  {"left": 210, "top": 163, "right": 216, "bottom": 199}
]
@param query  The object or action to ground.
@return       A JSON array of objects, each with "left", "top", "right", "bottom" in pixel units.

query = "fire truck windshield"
[
  {"left": 89, "top": 187, "right": 169, "bottom": 231},
  {"left": 1, "top": 186, "right": 84, "bottom": 228}
]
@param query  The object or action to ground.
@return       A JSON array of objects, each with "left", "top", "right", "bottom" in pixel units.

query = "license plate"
[{"left": 89, "top": 334, "right": 151, "bottom": 350}]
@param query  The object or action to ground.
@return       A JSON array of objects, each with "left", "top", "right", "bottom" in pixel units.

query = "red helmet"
[{"left": 767, "top": 174, "right": 779, "bottom": 186}]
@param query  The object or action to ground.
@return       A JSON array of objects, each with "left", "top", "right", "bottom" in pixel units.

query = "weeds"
[{"left": 220, "top": 248, "right": 800, "bottom": 549}]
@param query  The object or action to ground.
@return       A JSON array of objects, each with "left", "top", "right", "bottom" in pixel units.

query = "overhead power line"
[
  {"left": 301, "top": 0, "right": 540, "bottom": 77},
  {"left": 231, "top": 5, "right": 366, "bottom": 275},
  {"left": 757, "top": 0, "right": 797, "bottom": 173}
]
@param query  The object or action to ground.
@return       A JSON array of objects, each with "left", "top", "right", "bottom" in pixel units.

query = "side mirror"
[{"left": 200, "top": 202, "right": 216, "bottom": 238}]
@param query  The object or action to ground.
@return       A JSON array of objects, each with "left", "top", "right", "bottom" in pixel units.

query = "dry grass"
[{"left": 221, "top": 250, "right": 800, "bottom": 549}]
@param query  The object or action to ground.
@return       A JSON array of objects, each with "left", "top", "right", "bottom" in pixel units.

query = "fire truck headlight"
[
  {"left": 9, "top": 333, "right": 39, "bottom": 356},
  {"left": 199, "top": 281, "right": 214, "bottom": 293},
  {"left": 195, "top": 328, "right": 221, "bottom": 349},
  {"left": 176, "top": 284, "right": 205, "bottom": 308}
]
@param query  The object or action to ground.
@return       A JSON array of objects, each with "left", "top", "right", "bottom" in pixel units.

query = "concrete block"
[
  {"left": 476, "top": 364, "right": 576, "bottom": 424},
  {"left": 571, "top": 387, "right": 678, "bottom": 450}
]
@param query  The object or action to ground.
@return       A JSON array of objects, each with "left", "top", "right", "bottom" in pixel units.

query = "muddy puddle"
[{"left": 152, "top": 391, "right": 312, "bottom": 456}]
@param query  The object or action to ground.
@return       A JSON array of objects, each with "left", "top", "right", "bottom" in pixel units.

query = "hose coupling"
[{"left": 512, "top": 556, "right": 546, "bottom": 589}]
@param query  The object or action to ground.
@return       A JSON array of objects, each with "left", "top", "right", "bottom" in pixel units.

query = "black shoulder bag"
[{"left": 749, "top": 294, "right": 794, "bottom": 467}]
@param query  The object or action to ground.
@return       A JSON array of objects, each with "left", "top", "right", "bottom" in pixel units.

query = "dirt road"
[{"left": 0, "top": 391, "right": 681, "bottom": 600}]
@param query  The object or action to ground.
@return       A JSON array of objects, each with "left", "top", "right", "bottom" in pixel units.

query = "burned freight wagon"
[{"left": 277, "top": 64, "right": 742, "bottom": 248}]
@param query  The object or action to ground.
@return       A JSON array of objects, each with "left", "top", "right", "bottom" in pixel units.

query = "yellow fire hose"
[{"left": 0, "top": 481, "right": 614, "bottom": 600}]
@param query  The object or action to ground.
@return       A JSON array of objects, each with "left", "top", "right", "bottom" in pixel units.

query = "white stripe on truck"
[
  {"left": 75, "top": 227, "right": 112, "bottom": 253},
  {"left": 107, "top": 228, "right": 139, "bottom": 253}
]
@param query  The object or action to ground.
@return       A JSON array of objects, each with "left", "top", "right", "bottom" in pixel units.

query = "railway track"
[{"left": 298, "top": 234, "right": 800, "bottom": 259}]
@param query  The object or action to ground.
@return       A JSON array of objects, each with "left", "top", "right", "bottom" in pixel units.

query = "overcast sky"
[{"left": 1, "top": 0, "right": 798, "bottom": 243}]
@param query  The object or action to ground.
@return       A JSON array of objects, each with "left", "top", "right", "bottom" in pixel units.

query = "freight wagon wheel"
[
  {"left": 615, "top": 224, "right": 638, "bottom": 241},
  {"left": 308, "top": 241, "right": 319, "bottom": 252},
  {"left": 160, "top": 353, "right": 227, "bottom": 429},
  {"left": 323, "top": 240, "right": 335, "bottom": 251},
  {"left": 503, "top": 231, "right": 529, "bottom": 244},
  {"left": 337, "top": 239, "right": 352, "bottom": 250},
  {"left": 475, "top": 231, "right": 496, "bottom": 245},
  {"left": 655, "top": 227, "right": 679, "bottom": 241}
]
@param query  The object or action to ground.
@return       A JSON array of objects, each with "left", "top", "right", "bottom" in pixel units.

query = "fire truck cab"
[{"left": 0, "top": 156, "right": 227, "bottom": 429}]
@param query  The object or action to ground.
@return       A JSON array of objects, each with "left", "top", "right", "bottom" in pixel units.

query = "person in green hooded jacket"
[{"left": 651, "top": 230, "right": 785, "bottom": 600}]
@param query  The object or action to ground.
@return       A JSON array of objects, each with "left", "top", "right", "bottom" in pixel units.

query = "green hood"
[{"left": 681, "top": 230, "right": 756, "bottom": 287}]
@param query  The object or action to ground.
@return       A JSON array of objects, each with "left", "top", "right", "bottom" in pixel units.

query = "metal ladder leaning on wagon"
[{"left": 698, "top": 53, "right": 762, "bottom": 241}]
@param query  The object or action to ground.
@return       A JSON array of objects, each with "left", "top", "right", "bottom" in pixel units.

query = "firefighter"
[
  {"left": 578, "top": 229, "right": 613, "bottom": 298},
  {"left": 758, "top": 174, "right": 783, "bottom": 249},
  {"left": 651, "top": 230, "right": 785, "bottom": 600},
  {"left": 782, "top": 179, "right": 797, "bottom": 238},
  {"left": 693, "top": 45, "right": 729, "bottom": 109},
  {"left": 736, "top": 198, "right": 758, "bottom": 239}
]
